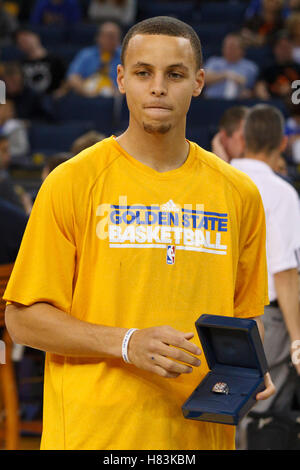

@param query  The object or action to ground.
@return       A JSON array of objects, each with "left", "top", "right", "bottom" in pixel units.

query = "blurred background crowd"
[{"left": 1, "top": 0, "right": 300, "bottom": 451}]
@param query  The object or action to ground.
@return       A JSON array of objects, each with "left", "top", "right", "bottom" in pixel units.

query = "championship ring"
[{"left": 212, "top": 382, "right": 229, "bottom": 395}]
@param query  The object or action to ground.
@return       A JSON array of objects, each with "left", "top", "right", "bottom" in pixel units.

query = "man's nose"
[{"left": 150, "top": 74, "right": 167, "bottom": 96}]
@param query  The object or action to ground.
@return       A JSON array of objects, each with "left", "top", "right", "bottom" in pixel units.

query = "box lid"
[{"left": 195, "top": 314, "right": 268, "bottom": 377}]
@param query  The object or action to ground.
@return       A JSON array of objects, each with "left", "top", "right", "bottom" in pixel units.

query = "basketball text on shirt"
[{"left": 96, "top": 198, "right": 228, "bottom": 256}]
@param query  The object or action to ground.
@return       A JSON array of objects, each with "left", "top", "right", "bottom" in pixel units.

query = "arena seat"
[
  {"left": 192, "top": 23, "right": 234, "bottom": 47},
  {"left": 186, "top": 125, "right": 216, "bottom": 150},
  {"left": 188, "top": 98, "right": 288, "bottom": 128},
  {"left": 199, "top": 2, "right": 247, "bottom": 24},
  {"left": 0, "top": 46, "right": 24, "bottom": 62},
  {"left": 66, "top": 23, "right": 98, "bottom": 47},
  {"left": 138, "top": 1, "right": 197, "bottom": 22},
  {"left": 30, "top": 24, "right": 67, "bottom": 47},
  {"left": 54, "top": 93, "right": 115, "bottom": 136},
  {"left": 29, "top": 121, "right": 95, "bottom": 153},
  {"left": 245, "top": 46, "right": 274, "bottom": 69}
]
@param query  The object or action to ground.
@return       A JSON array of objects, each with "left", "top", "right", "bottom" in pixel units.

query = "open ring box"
[{"left": 182, "top": 314, "right": 269, "bottom": 425}]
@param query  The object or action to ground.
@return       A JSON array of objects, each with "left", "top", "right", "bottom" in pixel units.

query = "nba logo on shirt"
[{"left": 167, "top": 245, "right": 175, "bottom": 265}]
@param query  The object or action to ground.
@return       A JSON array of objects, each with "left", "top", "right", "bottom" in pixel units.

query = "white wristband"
[{"left": 122, "top": 328, "right": 139, "bottom": 364}]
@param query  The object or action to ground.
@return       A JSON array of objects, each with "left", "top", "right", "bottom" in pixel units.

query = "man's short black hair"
[{"left": 121, "top": 16, "right": 203, "bottom": 70}]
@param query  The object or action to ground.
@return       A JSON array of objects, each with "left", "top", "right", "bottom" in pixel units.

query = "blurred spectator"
[
  {"left": 244, "top": 0, "right": 298, "bottom": 20},
  {"left": 0, "top": 100, "right": 30, "bottom": 160},
  {"left": 232, "top": 105, "right": 300, "bottom": 449},
  {"left": 14, "top": 28, "right": 66, "bottom": 95},
  {"left": 88, "top": 0, "right": 136, "bottom": 27},
  {"left": 204, "top": 33, "right": 259, "bottom": 99},
  {"left": 41, "top": 152, "right": 71, "bottom": 181},
  {"left": 0, "top": 197, "right": 28, "bottom": 265},
  {"left": 285, "top": 101, "right": 300, "bottom": 163},
  {"left": 255, "top": 32, "right": 300, "bottom": 99},
  {"left": 286, "top": 12, "right": 300, "bottom": 63},
  {"left": 1, "top": 62, "right": 54, "bottom": 120},
  {"left": 0, "top": 0, "right": 18, "bottom": 45},
  {"left": 211, "top": 106, "right": 248, "bottom": 163},
  {"left": 0, "top": 133, "right": 32, "bottom": 214},
  {"left": 30, "top": 0, "right": 81, "bottom": 26},
  {"left": 70, "top": 130, "right": 106, "bottom": 155},
  {"left": 241, "top": 0, "right": 285, "bottom": 47},
  {"left": 66, "top": 22, "right": 121, "bottom": 97}
]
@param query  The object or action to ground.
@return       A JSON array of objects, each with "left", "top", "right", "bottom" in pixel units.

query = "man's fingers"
[
  {"left": 157, "top": 343, "right": 201, "bottom": 367},
  {"left": 160, "top": 330, "right": 201, "bottom": 356},
  {"left": 256, "top": 372, "right": 276, "bottom": 401},
  {"left": 152, "top": 355, "right": 193, "bottom": 376},
  {"left": 152, "top": 364, "right": 181, "bottom": 379}
]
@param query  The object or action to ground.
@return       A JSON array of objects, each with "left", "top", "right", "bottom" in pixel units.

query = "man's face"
[
  {"left": 117, "top": 34, "right": 204, "bottom": 135},
  {"left": 273, "top": 38, "right": 292, "bottom": 64},
  {"left": 222, "top": 36, "right": 244, "bottom": 63},
  {"left": 3, "top": 70, "right": 23, "bottom": 96},
  {"left": 97, "top": 23, "right": 121, "bottom": 55},
  {"left": 16, "top": 31, "right": 40, "bottom": 54},
  {"left": 221, "top": 119, "right": 245, "bottom": 160},
  {"left": 0, "top": 139, "right": 11, "bottom": 169},
  {"left": 263, "top": 0, "right": 283, "bottom": 12}
]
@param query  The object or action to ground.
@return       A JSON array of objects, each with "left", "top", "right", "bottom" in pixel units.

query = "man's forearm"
[
  {"left": 5, "top": 302, "right": 127, "bottom": 358},
  {"left": 274, "top": 268, "right": 300, "bottom": 342}
]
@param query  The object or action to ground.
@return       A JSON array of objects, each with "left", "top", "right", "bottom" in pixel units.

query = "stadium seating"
[
  {"left": 138, "top": 0, "right": 198, "bottom": 23},
  {"left": 199, "top": 2, "right": 247, "bottom": 24},
  {"left": 28, "top": 120, "right": 95, "bottom": 153},
  {"left": 53, "top": 94, "right": 115, "bottom": 136},
  {"left": 187, "top": 97, "right": 288, "bottom": 128}
]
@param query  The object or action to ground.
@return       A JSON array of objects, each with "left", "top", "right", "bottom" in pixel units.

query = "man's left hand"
[{"left": 256, "top": 372, "right": 276, "bottom": 401}]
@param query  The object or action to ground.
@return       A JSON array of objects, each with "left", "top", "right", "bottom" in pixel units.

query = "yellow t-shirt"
[{"left": 3, "top": 136, "right": 269, "bottom": 450}]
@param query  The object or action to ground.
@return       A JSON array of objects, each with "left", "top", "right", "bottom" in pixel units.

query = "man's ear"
[
  {"left": 192, "top": 68, "right": 205, "bottom": 97},
  {"left": 279, "top": 135, "right": 288, "bottom": 153},
  {"left": 117, "top": 64, "right": 126, "bottom": 95}
]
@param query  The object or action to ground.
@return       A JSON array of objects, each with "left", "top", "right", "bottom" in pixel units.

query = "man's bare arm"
[
  {"left": 5, "top": 302, "right": 201, "bottom": 378},
  {"left": 274, "top": 267, "right": 300, "bottom": 374}
]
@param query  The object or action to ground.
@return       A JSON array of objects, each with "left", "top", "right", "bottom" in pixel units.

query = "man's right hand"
[{"left": 127, "top": 326, "right": 202, "bottom": 378}]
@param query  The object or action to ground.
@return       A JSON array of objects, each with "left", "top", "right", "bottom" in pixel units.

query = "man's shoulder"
[
  {"left": 74, "top": 45, "right": 99, "bottom": 60},
  {"left": 193, "top": 143, "right": 261, "bottom": 200},
  {"left": 269, "top": 171, "right": 300, "bottom": 204},
  {"left": 44, "top": 136, "right": 120, "bottom": 190}
]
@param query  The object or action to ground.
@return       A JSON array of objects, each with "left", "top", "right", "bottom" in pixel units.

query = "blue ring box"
[{"left": 182, "top": 314, "right": 269, "bottom": 425}]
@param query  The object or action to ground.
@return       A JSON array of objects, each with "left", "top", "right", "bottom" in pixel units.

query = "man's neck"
[
  {"left": 116, "top": 122, "right": 189, "bottom": 173},
  {"left": 244, "top": 150, "right": 279, "bottom": 171}
]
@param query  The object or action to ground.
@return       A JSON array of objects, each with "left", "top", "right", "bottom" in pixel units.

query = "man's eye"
[
  {"left": 136, "top": 71, "right": 149, "bottom": 77},
  {"left": 169, "top": 72, "right": 183, "bottom": 79}
]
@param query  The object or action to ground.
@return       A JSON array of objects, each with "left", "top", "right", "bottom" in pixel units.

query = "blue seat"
[
  {"left": 188, "top": 97, "right": 288, "bottom": 129},
  {"left": 200, "top": 2, "right": 246, "bottom": 24},
  {"left": 30, "top": 25, "right": 67, "bottom": 47},
  {"left": 245, "top": 46, "right": 274, "bottom": 69},
  {"left": 192, "top": 23, "right": 233, "bottom": 47},
  {"left": 66, "top": 23, "right": 98, "bottom": 46},
  {"left": 48, "top": 44, "right": 80, "bottom": 66},
  {"left": 186, "top": 126, "right": 215, "bottom": 150},
  {"left": 0, "top": 46, "right": 24, "bottom": 62},
  {"left": 54, "top": 93, "right": 115, "bottom": 136},
  {"left": 139, "top": 1, "right": 196, "bottom": 22},
  {"left": 29, "top": 121, "right": 95, "bottom": 153}
]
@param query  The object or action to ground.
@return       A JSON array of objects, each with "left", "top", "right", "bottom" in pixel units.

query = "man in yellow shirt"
[{"left": 3, "top": 16, "right": 275, "bottom": 450}]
